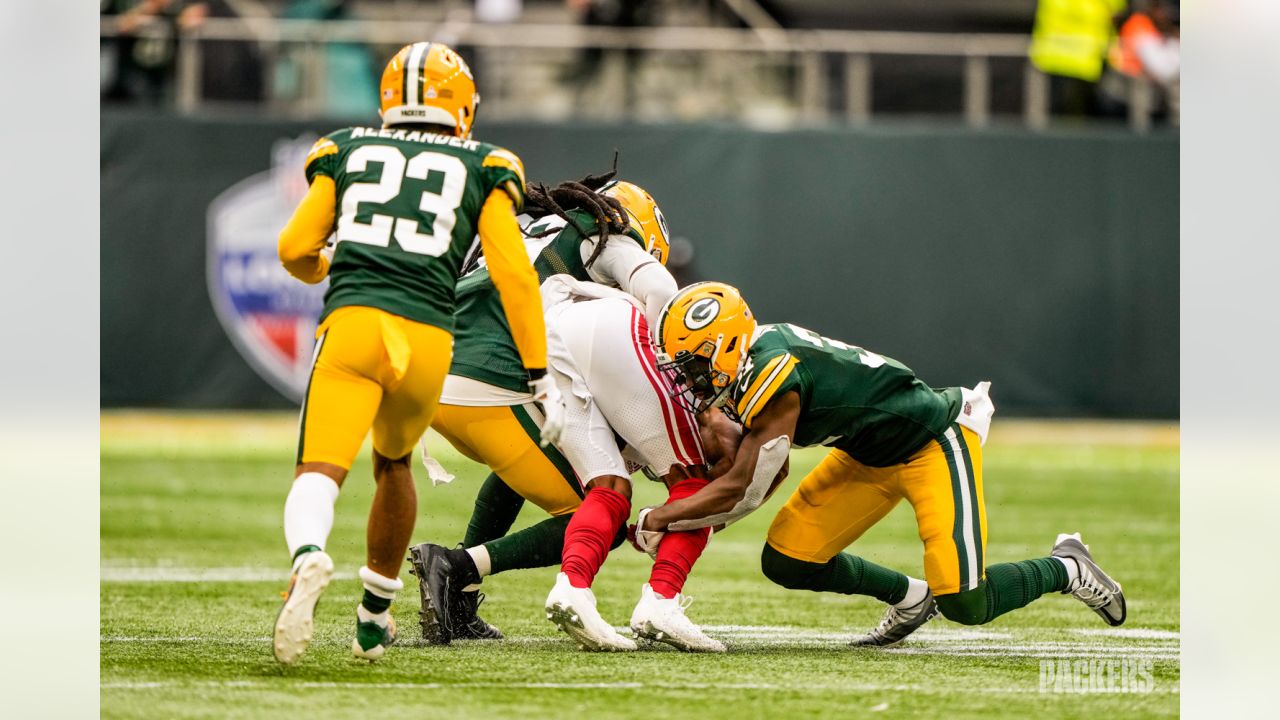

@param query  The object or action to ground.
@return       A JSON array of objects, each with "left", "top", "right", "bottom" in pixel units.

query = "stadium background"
[{"left": 101, "top": 0, "right": 1178, "bottom": 418}]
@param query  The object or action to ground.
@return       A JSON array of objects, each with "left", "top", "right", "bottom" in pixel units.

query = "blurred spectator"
[
  {"left": 560, "top": 0, "right": 657, "bottom": 112},
  {"left": 102, "top": 0, "right": 264, "bottom": 105},
  {"left": 278, "top": 0, "right": 378, "bottom": 118},
  {"left": 475, "top": 0, "right": 523, "bottom": 24},
  {"left": 1101, "top": 0, "right": 1179, "bottom": 122},
  {"left": 102, "top": 0, "right": 187, "bottom": 104},
  {"left": 1028, "top": 0, "right": 1127, "bottom": 116},
  {"left": 1109, "top": 1, "right": 1179, "bottom": 85},
  {"left": 193, "top": 0, "right": 266, "bottom": 103}
]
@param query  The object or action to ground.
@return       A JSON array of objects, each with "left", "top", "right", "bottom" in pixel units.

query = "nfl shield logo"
[{"left": 207, "top": 135, "right": 328, "bottom": 403}]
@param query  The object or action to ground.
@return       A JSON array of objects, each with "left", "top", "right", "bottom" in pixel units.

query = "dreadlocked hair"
[{"left": 524, "top": 170, "right": 630, "bottom": 269}]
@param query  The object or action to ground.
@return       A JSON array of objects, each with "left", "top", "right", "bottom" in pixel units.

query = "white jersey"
[{"left": 541, "top": 280, "right": 706, "bottom": 482}]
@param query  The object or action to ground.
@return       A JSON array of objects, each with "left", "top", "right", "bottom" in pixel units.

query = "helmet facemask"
[{"left": 657, "top": 341, "right": 733, "bottom": 416}]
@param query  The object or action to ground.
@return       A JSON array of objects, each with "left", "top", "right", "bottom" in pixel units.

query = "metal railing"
[{"left": 101, "top": 16, "right": 1171, "bottom": 132}]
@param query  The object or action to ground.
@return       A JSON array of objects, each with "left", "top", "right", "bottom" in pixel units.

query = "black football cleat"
[
  {"left": 451, "top": 589, "right": 504, "bottom": 641},
  {"left": 408, "top": 543, "right": 456, "bottom": 645}
]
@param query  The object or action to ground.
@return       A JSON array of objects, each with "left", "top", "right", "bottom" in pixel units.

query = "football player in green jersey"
[
  {"left": 271, "top": 42, "right": 565, "bottom": 665},
  {"left": 633, "top": 282, "right": 1126, "bottom": 646}
]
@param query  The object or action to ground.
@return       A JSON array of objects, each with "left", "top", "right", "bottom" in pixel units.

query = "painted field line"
[
  {"left": 103, "top": 636, "right": 271, "bottom": 644},
  {"left": 884, "top": 648, "right": 1179, "bottom": 660},
  {"left": 1070, "top": 628, "right": 1179, "bottom": 640},
  {"left": 101, "top": 567, "right": 355, "bottom": 583},
  {"left": 100, "top": 679, "right": 1181, "bottom": 695},
  {"left": 102, "top": 635, "right": 1180, "bottom": 661},
  {"left": 703, "top": 626, "right": 1014, "bottom": 641}
]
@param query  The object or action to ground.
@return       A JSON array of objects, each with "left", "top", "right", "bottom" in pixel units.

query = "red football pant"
[
  {"left": 648, "top": 477, "right": 712, "bottom": 598},
  {"left": 562, "top": 486, "right": 631, "bottom": 588}
]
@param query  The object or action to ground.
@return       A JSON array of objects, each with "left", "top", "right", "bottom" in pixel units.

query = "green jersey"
[
  {"left": 304, "top": 126, "right": 525, "bottom": 330},
  {"left": 449, "top": 211, "right": 646, "bottom": 392},
  {"left": 731, "top": 323, "right": 963, "bottom": 467}
]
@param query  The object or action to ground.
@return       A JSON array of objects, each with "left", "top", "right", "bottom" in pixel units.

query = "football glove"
[
  {"left": 528, "top": 370, "right": 566, "bottom": 448},
  {"left": 627, "top": 507, "right": 665, "bottom": 558}
]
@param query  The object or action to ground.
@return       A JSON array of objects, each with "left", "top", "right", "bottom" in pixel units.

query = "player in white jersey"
[{"left": 539, "top": 277, "right": 727, "bottom": 651}]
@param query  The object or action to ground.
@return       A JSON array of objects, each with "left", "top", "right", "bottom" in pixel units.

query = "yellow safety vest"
[{"left": 1030, "top": 0, "right": 1127, "bottom": 81}]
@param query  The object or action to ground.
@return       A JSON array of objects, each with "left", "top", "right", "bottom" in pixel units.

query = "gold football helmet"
[
  {"left": 601, "top": 180, "right": 671, "bottom": 265},
  {"left": 654, "top": 281, "right": 756, "bottom": 413},
  {"left": 379, "top": 42, "right": 478, "bottom": 138}
]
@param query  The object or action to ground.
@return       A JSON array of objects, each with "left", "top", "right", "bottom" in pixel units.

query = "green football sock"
[
  {"left": 761, "top": 543, "right": 909, "bottom": 605},
  {"left": 935, "top": 557, "right": 1068, "bottom": 625},
  {"left": 360, "top": 589, "right": 391, "bottom": 615},
  {"left": 484, "top": 514, "right": 573, "bottom": 575},
  {"left": 462, "top": 473, "right": 526, "bottom": 548}
]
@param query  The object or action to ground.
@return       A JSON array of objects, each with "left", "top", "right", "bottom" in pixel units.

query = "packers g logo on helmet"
[
  {"left": 683, "top": 297, "right": 720, "bottom": 330},
  {"left": 601, "top": 180, "right": 671, "bottom": 265},
  {"left": 655, "top": 282, "right": 756, "bottom": 414},
  {"left": 380, "top": 42, "right": 479, "bottom": 138}
]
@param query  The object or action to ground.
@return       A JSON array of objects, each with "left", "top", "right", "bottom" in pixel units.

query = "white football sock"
[
  {"left": 894, "top": 576, "right": 930, "bottom": 609},
  {"left": 359, "top": 565, "right": 404, "bottom": 599},
  {"left": 462, "top": 546, "right": 491, "bottom": 592},
  {"left": 466, "top": 546, "right": 492, "bottom": 578},
  {"left": 284, "top": 472, "right": 340, "bottom": 560},
  {"left": 1055, "top": 556, "right": 1080, "bottom": 584}
]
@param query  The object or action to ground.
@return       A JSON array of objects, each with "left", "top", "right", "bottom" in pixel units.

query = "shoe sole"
[
  {"left": 273, "top": 552, "right": 334, "bottom": 665},
  {"left": 1054, "top": 536, "right": 1127, "bottom": 627},
  {"left": 546, "top": 603, "right": 635, "bottom": 652},
  {"left": 408, "top": 544, "right": 451, "bottom": 645},
  {"left": 632, "top": 620, "right": 726, "bottom": 653}
]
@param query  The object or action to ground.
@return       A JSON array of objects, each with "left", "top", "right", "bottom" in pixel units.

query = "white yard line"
[
  {"left": 100, "top": 679, "right": 1181, "bottom": 695},
  {"left": 1070, "top": 628, "right": 1179, "bottom": 640},
  {"left": 103, "top": 628, "right": 1181, "bottom": 662},
  {"left": 101, "top": 567, "right": 355, "bottom": 583}
]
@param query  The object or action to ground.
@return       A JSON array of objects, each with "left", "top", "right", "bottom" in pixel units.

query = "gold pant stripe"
[
  {"left": 765, "top": 426, "right": 987, "bottom": 596},
  {"left": 431, "top": 403, "right": 582, "bottom": 517},
  {"left": 297, "top": 306, "right": 453, "bottom": 469}
]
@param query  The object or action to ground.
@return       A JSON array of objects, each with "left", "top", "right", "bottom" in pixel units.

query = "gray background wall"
[{"left": 101, "top": 109, "right": 1177, "bottom": 417}]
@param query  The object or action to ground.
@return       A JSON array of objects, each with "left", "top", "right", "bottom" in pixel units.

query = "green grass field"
[{"left": 102, "top": 412, "right": 1179, "bottom": 718}]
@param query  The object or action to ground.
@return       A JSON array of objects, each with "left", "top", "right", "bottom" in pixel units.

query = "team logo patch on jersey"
[
  {"left": 207, "top": 135, "right": 329, "bottom": 403},
  {"left": 684, "top": 297, "right": 721, "bottom": 330}
]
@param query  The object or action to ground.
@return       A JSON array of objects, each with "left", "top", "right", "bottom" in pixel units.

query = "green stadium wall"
[{"left": 101, "top": 109, "right": 1178, "bottom": 417}]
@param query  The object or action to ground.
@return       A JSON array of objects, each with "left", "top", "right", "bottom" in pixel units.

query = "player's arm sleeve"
[
  {"left": 478, "top": 189, "right": 547, "bottom": 372},
  {"left": 644, "top": 391, "right": 800, "bottom": 532},
  {"left": 277, "top": 175, "right": 336, "bottom": 284},
  {"left": 583, "top": 237, "right": 678, "bottom": 325}
]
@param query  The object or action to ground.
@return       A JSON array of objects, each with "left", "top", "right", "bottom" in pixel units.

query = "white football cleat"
[
  {"left": 1053, "top": 532, "right": 1127, "bottom": 626},
  {"left": 352, "top": 612, "right": 397, "bottom": 661},
  {"left": 850, "top": 593, "right": 939, "bottom": 647},
  {"left": 544, "top": 572, "right": 637, "bottom": 652},
  {"left": 629, "top": 583, "right": 726, "bottom": 653},
  {"left": 273, "top": 550, "right": 334, "bottom": 665}
]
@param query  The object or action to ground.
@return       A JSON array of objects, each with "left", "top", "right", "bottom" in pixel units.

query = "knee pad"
[
  {"left": 935, "top": 586, "right": 991, "bottom": 626},
  {"left": 760, "top": 543, "right": 823, "bottom": 590}
]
